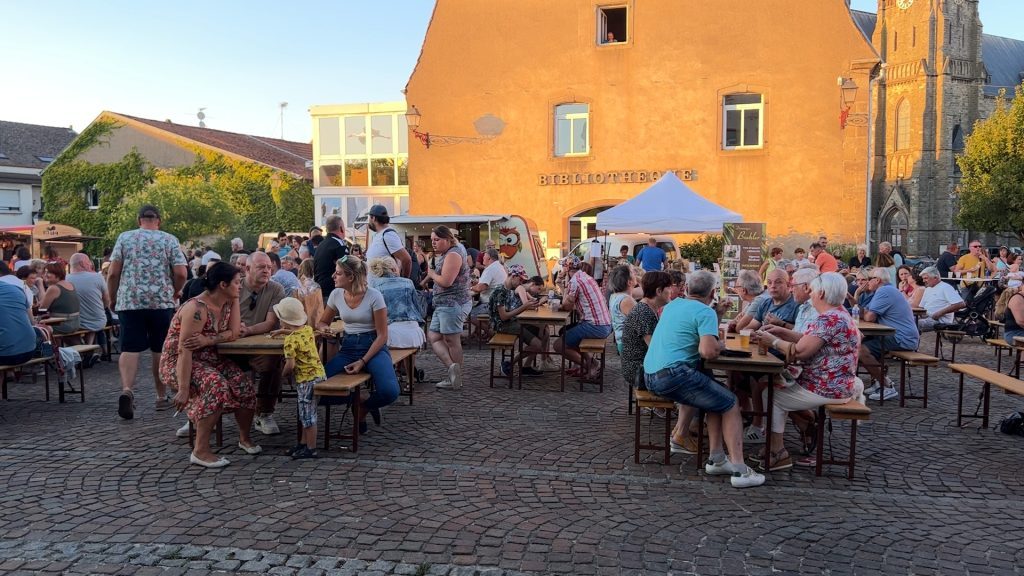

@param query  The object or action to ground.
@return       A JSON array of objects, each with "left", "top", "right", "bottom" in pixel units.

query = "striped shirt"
[{"left": 567, "top": 270, "right": 611, "bottom": 326}]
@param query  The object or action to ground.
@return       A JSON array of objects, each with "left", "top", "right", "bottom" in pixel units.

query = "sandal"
[
  {"left": 751, "top": 449, "right": 792, "bottom": 472},
  {"left": 566, "top": 366, "right": 586, "bottom": 377},
  {"left": 797, "top": 416, "right": 818, "bottom": 456}
]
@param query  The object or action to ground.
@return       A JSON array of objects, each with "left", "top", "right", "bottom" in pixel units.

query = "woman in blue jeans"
[{"left": 317, "top": 256, "right": 399, "bottom": 433}]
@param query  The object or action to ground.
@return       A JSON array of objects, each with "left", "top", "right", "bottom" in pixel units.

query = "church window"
[
  {"left": 952, "top": 124, "right": 965, "bottom": 176},
  {"left": 554, "top": 103, "right": 590, "bottom": 156},
  {"left": 597, "top": 6, "right": 628, "bottom": 45},
  {"left": 895, "top": 100, "right": 911, "bottom": 151},
  {"left": 893, "top": 31, "right": 899, "bottom": 52},
  {"left": 722, "top": 93, "right": 764, "bottom": 150}
]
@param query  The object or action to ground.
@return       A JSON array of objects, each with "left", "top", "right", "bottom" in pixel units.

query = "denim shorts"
[
  {"left": 1004, "top": 329, "right": 1024, "bottom": 346},
  {"left": 644, "top": 361, "right": 736, "bottom": 413},
  {"left": 430, "top": 302, "right": 472, "bottom": 335},
  {"left": 564, "top": 321, "right": 612, "bottom": 348}
]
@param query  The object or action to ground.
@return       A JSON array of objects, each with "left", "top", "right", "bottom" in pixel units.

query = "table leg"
[
  {"left": 878, "top": 341, "right": 887, "bottom": 406},
  {"left": 956, "top": 373, "right": 964, "bottom": 428},
  {"left": 982, "top": 382, "right": 991, "bottom": 429},
  {"left": 763, "top": 378, "right": 774, "bottom": 470}
]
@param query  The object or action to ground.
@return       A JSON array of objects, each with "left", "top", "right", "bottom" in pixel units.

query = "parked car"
[{"left": 570, "top": 234, "right": 677, "bottom": 268}]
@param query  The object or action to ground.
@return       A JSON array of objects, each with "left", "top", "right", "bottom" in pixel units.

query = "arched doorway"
[
  {"left": 568, "top": 206, "right": 614, "bottom": 252},
  {"left": 883, "top": 208, "right": 908, "bottom": 252}
]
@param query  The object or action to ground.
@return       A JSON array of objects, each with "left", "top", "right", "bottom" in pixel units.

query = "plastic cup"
[
  {"left": 739, "top": 329, "right": 752, "bottom": 348},
  {"left": 718, "top": 323, "right": 729, "bottom": 341}
]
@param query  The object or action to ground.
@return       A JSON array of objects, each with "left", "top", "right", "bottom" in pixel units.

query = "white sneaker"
[
  {"left": 542, "top": 358, "right": 561, "bottom": 371},
  {"left": 731, "top": 466, "right": 766, "bottom": 488},
  {"left": 254, "top": 414, "right": 281, "bottom": 435},
  {"left": 868, "top": 386, "right": 899, "bottom": 401},
  {"left": 742, "top": 425, "right": 765, "bottom": 444},
  {"left": 704, "top": 459, "right": 737, "bottom": 476},
  {"left": 435, "top": 378, "right": 454, "bottom": 389},
  {"left": 863, "top": 381, "right": 880, "bottom": 397},
  {"left": 447, "top": 363, "right": 462, "bottom": 389},
  {"left": 175, "top": 421, "right": 190, "bottom": 438}
]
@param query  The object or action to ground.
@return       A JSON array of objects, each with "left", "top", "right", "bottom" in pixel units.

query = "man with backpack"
[{"left": 365, "top": 204, "right": 415, "bottom": 282}]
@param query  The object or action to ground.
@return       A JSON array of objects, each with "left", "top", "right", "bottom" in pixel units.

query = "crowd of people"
[{"left": 6, "top": 211, "right": 1023, "bottom": 480}]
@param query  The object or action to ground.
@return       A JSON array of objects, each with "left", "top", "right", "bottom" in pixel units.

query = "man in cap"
[
  {"left": 107, "top": 204, "right": 188, "bottom": 419},
  {"left": 365, "top": 204, "right": 412, "bottom": 278},
  {"left": 489, "top": 264, "right": 545, "bottom": 377}
]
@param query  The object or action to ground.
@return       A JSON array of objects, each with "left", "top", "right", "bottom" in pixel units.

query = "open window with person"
[{"left": 598, "top": 6, "right": 628, "bottom": 45}]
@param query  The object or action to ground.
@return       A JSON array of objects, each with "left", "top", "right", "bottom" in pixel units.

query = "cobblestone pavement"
[{"left": 2, "top": 332, "right": 1024, "bottom": 575}]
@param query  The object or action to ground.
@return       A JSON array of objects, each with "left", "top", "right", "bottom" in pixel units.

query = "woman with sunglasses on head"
[
  {"left": 317, "top": 256, "right": 398, "bottom": 432},
  {"left": 163, "top": 262, "right": 259, "bottom": 468}
]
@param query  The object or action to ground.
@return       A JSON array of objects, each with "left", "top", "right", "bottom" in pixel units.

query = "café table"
[
  {"left": 36, "top": 317, "right": 66, "bottom": 326},
  {"left": 940, "top": 276, "right": 997, "bottom": 283},
  {"left": 856, "top": 319, "right": 897, "bottom": 405},
  {"left": 912, "top": 307, "right": 927, "bottom": 319},
  {"left": 518, "top": 307, "right": 572, "bottom": 391},
  {"left": 704, "top": 335, "right": 786, "bottom": 471}
]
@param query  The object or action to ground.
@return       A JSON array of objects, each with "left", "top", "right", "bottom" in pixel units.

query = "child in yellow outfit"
[{"left": 271, "top": 298, "right": 326, "bottom": 459}]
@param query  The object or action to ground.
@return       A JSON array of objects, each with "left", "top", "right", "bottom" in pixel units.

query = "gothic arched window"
[{"left": 895, "top": 100, "right": 911, "bottom": 151}]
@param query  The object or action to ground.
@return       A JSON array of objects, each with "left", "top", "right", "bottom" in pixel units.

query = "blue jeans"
[
  {"left": 564, "top": 322, "right": 612, "bottom": 348},
  {"left": 322, "top": 331, "right": 399, "bottom": 410},
  {"left": 644, "top": 361, "right": 736, "bottom": 413},
  {"left": 1005, "top": 328, "right": 1024, "bottom": 346}
]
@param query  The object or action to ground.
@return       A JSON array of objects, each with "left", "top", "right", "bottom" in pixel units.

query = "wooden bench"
[
  {"left": 633, "top": 389, "right": 675, "bottom": 465},
  {"left": 390, "top": 347, "right": 418, "bottom": 405},
  {"left": 315, "top": 373, "right": 371, "bottom": 452},
  {"left": 0, "top": 356, "right": 53, "bottom": 401},
  {"left": 488, "top": 333, "right": 519, "bottom": 389},
  {"left": 579, "top": 338, "right": 609, "bottom": 393},
  {"left": 985, "top": 338, "right": 1014, "bottom": 373},
  {"left": 933, "top": 328, "right": 966, "bottom": 362},
  {"left": 61, "top": 344, "right": 101, "bottom": 403},
  {"left": 815, "top": 400, "right": 871, "bottom": 479},
  {"left": 949, "top": 363, "right": 1024, "bottom": 429},
  {"left": 52, "top": 329, "right": 92, "bottom": 347},
  {"left": 989, "top": 320, "right": 1004, "bottom": 340},
  {"left": 887, "top": 351, "right": 939, "bottom": 408}
]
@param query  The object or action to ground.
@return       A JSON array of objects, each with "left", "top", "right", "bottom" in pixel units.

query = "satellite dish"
[{"left": 197, "top": 107, "right": 207, "bottom": 128}]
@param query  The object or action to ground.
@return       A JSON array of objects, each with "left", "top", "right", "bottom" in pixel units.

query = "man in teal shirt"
[{"left": 644, "top": 270, "right": 764, "bottom": 488}]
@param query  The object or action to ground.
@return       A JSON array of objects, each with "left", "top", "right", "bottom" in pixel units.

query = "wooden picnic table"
[
  {"left": 912, "top": 307, "right": 927, "bottom": 318},
  {"left": 705, "top": 336, "right": 786, "bottom": 471},
  {"left": 216, "top": 334, "right": 284, "bottom": 356},
  {"left": 856, "top": 319, "right": 898, "bottom": 404},
  {"left": 519, "top": 307, "right": 572, "bottom": 391},
  {"left": 36, "top": 317, "right": 65, "bottom": 326}
]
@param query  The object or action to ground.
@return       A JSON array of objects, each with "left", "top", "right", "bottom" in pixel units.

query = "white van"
[
  {"left": 570, "top": 234, "right": 677, "bottom": 269},
  {"left": 387, "top": 214, "right": 549, "bottom": 280}
]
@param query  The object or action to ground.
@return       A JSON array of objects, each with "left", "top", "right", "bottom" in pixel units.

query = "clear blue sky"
[{"left": 1, "top": 1, "right": 1020, "bottom": 143}]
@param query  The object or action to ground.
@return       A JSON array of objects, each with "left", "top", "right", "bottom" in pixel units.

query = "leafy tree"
[
  {"left": 111, "top": 177, "right": 238, "bottom": 245},
  {"left": 955, "top": 84, "right": 1024, "bottom": 243},
  {"left": 678, "top": 234, "right": 725, "bottom": 268}
]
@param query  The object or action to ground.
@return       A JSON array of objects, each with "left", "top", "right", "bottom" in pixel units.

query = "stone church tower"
[{"left": 872, "top": 0, "right": 986, "bottom": 255}]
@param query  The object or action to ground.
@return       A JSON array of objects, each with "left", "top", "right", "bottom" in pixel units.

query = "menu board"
[{"left": 721, "top": 223, "right": 766, "bottom": 318}]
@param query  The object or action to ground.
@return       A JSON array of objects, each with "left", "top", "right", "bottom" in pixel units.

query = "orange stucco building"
[{"left": 404, "top": 0, "right": 881, "bottom": 254}]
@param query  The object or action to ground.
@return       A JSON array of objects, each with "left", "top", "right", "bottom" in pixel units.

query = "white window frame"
[
  {"left": 86, "top": 186, "right": 100, "bottom": 210},
  {"left": 722, "top": 94, "right": 764, "bottom": 150},
  {"left": 597, "top": 5, "right": 628, "bottom": 45},
  {"left": 554, "top": 104, "right": 590, "bottom": 157},
  {"left": 0, "top": 188, "right": 21, "bottom": 213}
]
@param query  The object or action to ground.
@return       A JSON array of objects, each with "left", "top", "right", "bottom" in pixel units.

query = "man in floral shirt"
[{"left": 107, "top": 205, "right": 188, "bottom": 420}]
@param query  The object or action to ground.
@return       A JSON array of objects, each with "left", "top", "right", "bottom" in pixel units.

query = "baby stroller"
[{"left": 940, "top": 281, "right": 1001, "bottom": 339}]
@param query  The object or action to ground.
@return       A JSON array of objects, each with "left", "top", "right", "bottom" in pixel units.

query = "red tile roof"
[{"left": 112, "top": 112, "right": 312, "bottom": 179}]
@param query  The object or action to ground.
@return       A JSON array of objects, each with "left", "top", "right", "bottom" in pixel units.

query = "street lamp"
[
  {"left": 404, "top": 104, "right": 497, "bottom": 149},
  {"left": 839, "top": 78, "right": 859, "bottom": 128},
  {"left": 405, "top": 105, "right": 431, "bottom": 148}
]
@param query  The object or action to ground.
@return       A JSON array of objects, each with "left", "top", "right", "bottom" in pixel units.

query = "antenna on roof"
[
  {"left": 279, "top": 102, "right": 288, "bottom": 139},
  {"left": 197, "top": 107, "right": 207, "bottom": 129}
]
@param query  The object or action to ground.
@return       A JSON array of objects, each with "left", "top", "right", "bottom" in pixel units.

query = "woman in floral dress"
[{"left": 161, "top": 262, "right": 258, "bottom": 468}]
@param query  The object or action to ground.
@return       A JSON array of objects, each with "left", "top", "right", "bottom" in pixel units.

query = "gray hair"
[
  {"left": 485, "top": 248, "right": 500, "bottom": 262},
  {"left": 856, "top": 244, "right": 868, "bottom": 253},
  {"left": 811, "top": 272, "right": 848, "bottom": 307},
  {"left": 229, "top": 253, "right": 248, "bottom": 267},
  {"left": 686, "top": 270, "right": 716, "bottom": 298},
  {"left": 920, "top": 266, "right": 940, "bottom": 278},
  {"left": 870, "top": 267, "right": 891, "bottom": 283},
  {"left": 792, "top": 267, "right": 819, "bottom": 285},
  {"left": 367, "top": 256, "right": 399, "bottom": 278},
  {"left": 608, "top": 265, "right": 633, "bottom": 293},
  {"left": 325, "top": 214, "right": 344, "bottom": 233},
  {"left": 69, "top": 252, "right": 91, "bottom": 272},
  {"left": 737, "top": 270, "right": 763, "bottom": 295},
  {"left": 230, "top": 237, "right": 243, "bottom": 250},
  {"left": 879, "top": 241, "right": 892, "bottom": 250}
]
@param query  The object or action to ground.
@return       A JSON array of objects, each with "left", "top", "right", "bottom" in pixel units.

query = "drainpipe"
[{"left": 865, "top": 64, "right": 885, "bottom": 248}]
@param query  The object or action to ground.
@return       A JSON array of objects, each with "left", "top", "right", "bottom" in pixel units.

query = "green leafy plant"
[
  {"left": 678, "top": 234, "right": 725, "bottom": 268},
  {"left": 955, "top": 83, "right": 1024, "bottom": 243}
]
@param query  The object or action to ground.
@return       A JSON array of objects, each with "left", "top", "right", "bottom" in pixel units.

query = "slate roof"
[
  {"left": 110, "top": 112, "right": 313, "bottom": 179},
  {"left": 0, "top": 120, "right": 77, "bottom": 170},
  {"left": 851, "top": 10, "right": 1024, "bottom": 97}
]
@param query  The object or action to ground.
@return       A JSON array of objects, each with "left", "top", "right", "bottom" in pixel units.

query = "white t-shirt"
[
  {"left": 366, "top": 227, "right": 406, "bottom": 263},
  {"left": 0, "top": 275, "right": 32, "bottom": 308},
  {"left": 326, "top": 287, "right": 386, "bottom": 334},
  {"left": 477, "top": 261, "right": 508, "bottom": 304},
  {"left": 920, "top": 281, "right": 964, "bottom": 323}
]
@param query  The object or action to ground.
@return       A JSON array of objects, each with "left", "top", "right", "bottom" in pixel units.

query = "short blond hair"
[{"left": 368, "top": 257, "right": 399, "bottom": 278}]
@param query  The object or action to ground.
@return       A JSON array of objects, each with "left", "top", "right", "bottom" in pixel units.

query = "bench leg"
[
  {"left": 982, "top": 382, "right": 991, "bottom": 430},
  {"left": 352, "top": 387, "right": 361, "bottom": 453},
  {"left": 815, "top": 406, "right": 826, "bottom": 477},
  {"left": 627, "top": 382, "right": 634, "bottom": 415},
  {"left": 633, "top": 400, "right": 641, "bottom": 464},
  {"left": 898, "top": 361, "right": 906, "bottom": 408},
  {"left": 80, "top": 361, "right": 86, "bottom": 402},
  {"left": 560, "top": 354, "right": 565, "bottom": 393},
  {"left": 956, "top": 373, "right": 965, "bottom": 428},
  {"left": 996, "top": 347, "right": 1003, "bottom": 373},
  {"left": 323, "top": 405, "right": 332, "bottom": 451},
  {"left": 847, "top": 420, "right": 859, "bottom": 480},
  {"left": 696, "top": 410, "right": 705, "bottom": 470},
  {"left": 44, "top": 364, "right": 50, "bottom": 402},
  {"left": 922, "top": 365, "right": 928, "bottom": 409},
  {"left": 406, "top": 356, "right": 415, "bottom": 405},
  {"left": 663, "top": 406, "right": 672, "bottom": 465},
  {"left": 489, "top": 347, "right": 495, "bottom": 389},
  {"left": 599, "top": 350, "right": 605, "bottom": 393}
]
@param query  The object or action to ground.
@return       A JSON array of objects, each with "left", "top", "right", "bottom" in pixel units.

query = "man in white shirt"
[
  {"left": 471, "top": 249, "right": 507, "bottom": 316},
  {"left": 365, "top": 204, "right": 412, "bottom": 278},
  {"left": 917, "top": 266, "right": 965, "bottom": 332}
]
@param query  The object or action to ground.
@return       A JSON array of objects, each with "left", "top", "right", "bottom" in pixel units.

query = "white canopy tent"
[{"left": 595, "top": 171, "right": 742, "bottom": 233}]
